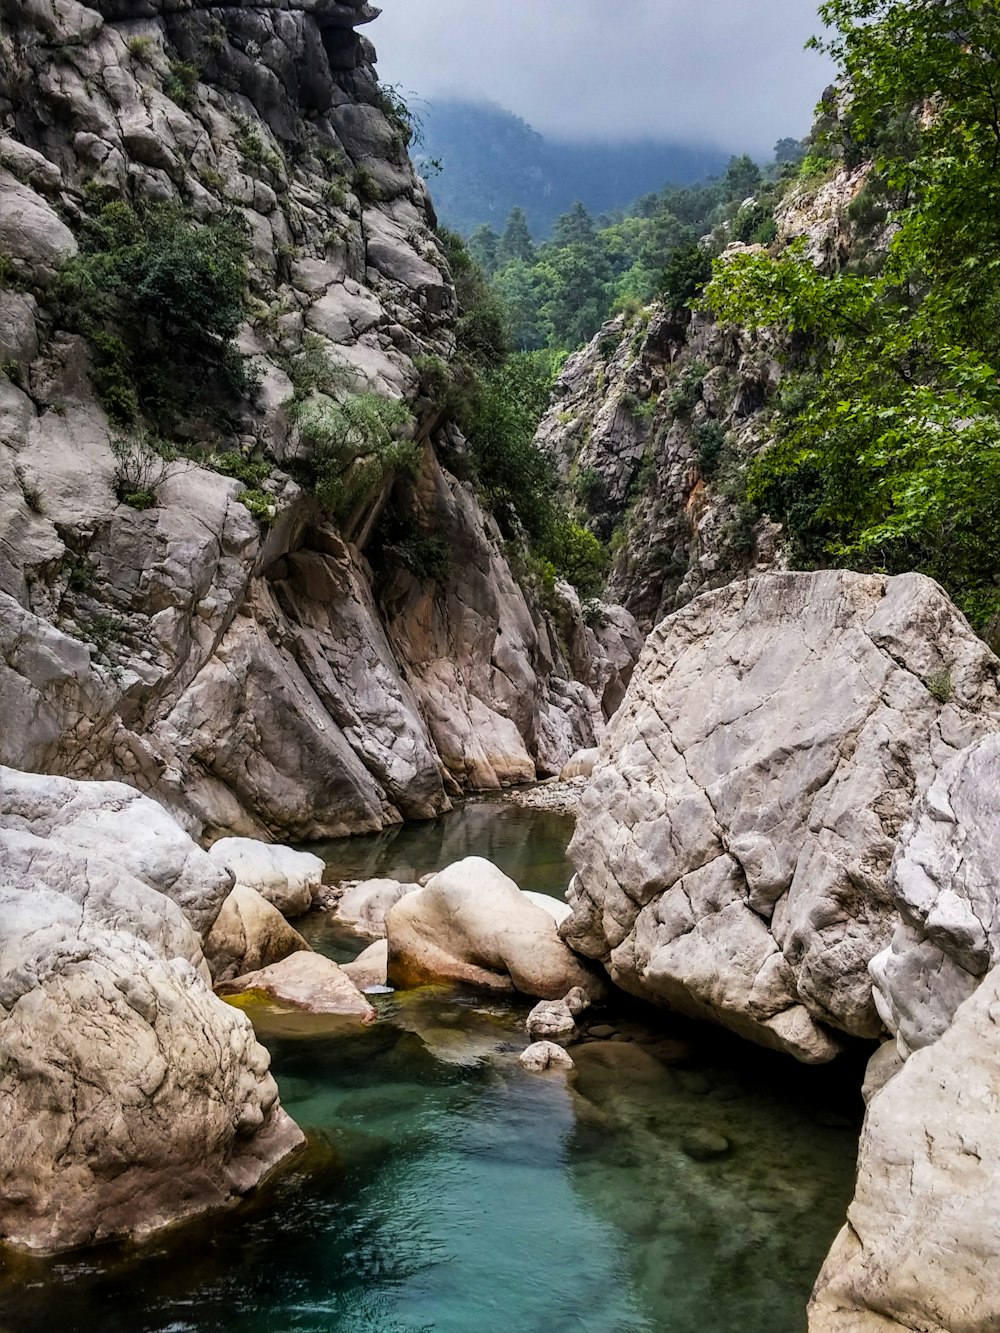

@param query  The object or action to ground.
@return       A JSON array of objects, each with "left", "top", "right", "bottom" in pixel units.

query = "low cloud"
[{"left": 371, "top": 0, "right": 834, "bottom": 155}]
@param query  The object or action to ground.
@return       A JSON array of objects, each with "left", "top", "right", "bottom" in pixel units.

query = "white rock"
[
  {"left": 335, "top": 876, "right": 419, "bottom": 937},
  {"left": 519, "top": 1041, "right": 575, "bottom": 1072},
  {"left": 524, "top": 890, "right": 572, "bottom": 924},
  {"left": 559, "top": 747, "right": 599, "bottom": 780},
  {"left": 562, "top": 571, "right": 1000, "bottom": 1062},
  {"left": 386, "top": 856, "right": 603, "bottom": 999},
  {"left": 218, "top": 951, "right": 376, "bottom": 1021},
  {"left": 341, "top": 938, "right": 389, "bottom": 990},
  {"left": 208, "top": 837, "right": 325, "bottom": 918},
  {"left": 810, "top": 964, "right": 1000, "bottom": 1332}
]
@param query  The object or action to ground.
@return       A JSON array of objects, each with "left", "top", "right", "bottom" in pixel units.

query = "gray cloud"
[{"left": 370, "top": 0, "right": 835, "bottom": 155}]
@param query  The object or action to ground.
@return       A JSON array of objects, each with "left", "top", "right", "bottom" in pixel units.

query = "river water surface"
[{"left": 0, "top": 803, "right": 862, "bottom": 1333}]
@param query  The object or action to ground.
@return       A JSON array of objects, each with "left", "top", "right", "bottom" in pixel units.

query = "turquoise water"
[{"left": 0, "top": 803, "right": 863, "bottom": 1333}]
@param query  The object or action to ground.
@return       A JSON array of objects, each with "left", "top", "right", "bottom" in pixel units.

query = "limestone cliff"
[
  {"left": 535, "top": 163, "right": 873, "bottom": 631},
  {"left": 0, "top": 0, "right": 640, "bottom": 839}
]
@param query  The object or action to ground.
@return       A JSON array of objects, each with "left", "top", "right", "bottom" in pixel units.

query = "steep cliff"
[
  {"left": 0, "top": 0, "right": 640, "bottom": 839},
  {"left": 535, "top": 164, "right": 873, "bottom": 631}
]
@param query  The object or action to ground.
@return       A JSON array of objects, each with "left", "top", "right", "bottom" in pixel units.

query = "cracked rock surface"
[
  {"left": 809, "top": 962, "right": 1000, "bottom": 1333},
  {"left": 562, "top": 570, "right": 1000, "bottom": 1062},
  {"left": 0, "top": 765, "right": 303, "bottom": 1255}
]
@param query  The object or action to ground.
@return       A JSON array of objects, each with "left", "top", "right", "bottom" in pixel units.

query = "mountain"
[{"left": 415, "top": 99, "right": 733, "bottom": 237}]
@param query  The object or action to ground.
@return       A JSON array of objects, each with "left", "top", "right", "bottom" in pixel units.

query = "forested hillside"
[{"left": 414, "top": 99, "right": 731, "bottom": 237}]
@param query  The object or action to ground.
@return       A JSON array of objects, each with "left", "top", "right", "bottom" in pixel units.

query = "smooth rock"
[
  {"left": 519, "top": 1041, "right": 575, "bottom": 1072},
  {"left": 204, "top": 883, "right": 311, "bottom": 983},
  {"left": 335, "top": 876, "right": 419, "bottom": 937},
  {"left": 341, "top": 938, "right": 389, "bottom": 990},
  {"left": 560, "top": 747, "right": 599, "bottom": 780},
  {"left": 681, "top": 1131, "right": 731, "bottom": 1162},
  {"left": 810, "top": 964, "right": 1000, "bottom": 1332},
  {"left": 386, "top": 856, "right": 602, "bottom": 999},
  {"left": 525, "top": 990, "right": 591, "bottom": 1044},
  {"left": 524, "top": 890, "right": 572, "bottom": 925},
  {"left": 208, "top": 837, "right": 325, "bottom": 918},
  {"left": 562, "top": 570, "right": 1000, "bottom": 1062},
  {"left": 218, "top": 951, "right": 376, "bottom": 1021}
]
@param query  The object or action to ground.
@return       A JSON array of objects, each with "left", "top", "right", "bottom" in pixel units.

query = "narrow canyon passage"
[{"left": 0, "top": 806, "right": 862, "bottom": 1333}]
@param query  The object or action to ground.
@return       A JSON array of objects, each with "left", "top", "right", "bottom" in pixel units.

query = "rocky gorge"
[{"left": 1, "top": 1, "right": 1000, "bottom": 1330}]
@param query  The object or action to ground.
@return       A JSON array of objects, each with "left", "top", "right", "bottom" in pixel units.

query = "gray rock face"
[
  {"left": 869, "top": 733, "right": 1000, "bottom": 1057},
  {"left": 0, "top": 0, "right": 641, "bottom": 840},
  {"left": 810, "top": 964, "right": 1000, "bottom": 1333},
  {"left": 0, "top": 768, "right": 303, "bottom": 1255},
  {"left": 562, "top": 571, "right": 1000, "bottom": 1062}
]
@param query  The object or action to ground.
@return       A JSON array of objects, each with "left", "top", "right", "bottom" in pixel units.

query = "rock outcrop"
[
  {"left": 562, "top": 571, "right": 1000, "bottom": 1062},
  {"left": 869, "top": 733, "right": 1000, "bottom": 1058},
  {"left": 810, "top": 964, "right": 1000, "bottom": 1333},
  {"left": 809, "top": 731, "right": 1000, "bottom": 1331},
  {"left": 0, "top": 767, "right": 303, "bottom": 1255},
  {"left": 386, "top": 855, "right": 603, "bottom": 999},
  {"left": 0, "top": 0, "right": 641, "bottom": 841}
]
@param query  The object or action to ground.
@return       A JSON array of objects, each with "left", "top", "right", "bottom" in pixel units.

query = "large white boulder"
[
  {"left": 208, "top": 837, "right": 325, "bottom": 918},
  {"left": 562, "top": 571, "right": 1000, "bottom": 1062},
  {"left": 810, "top": 963, "right": 1000, "bottom": 1332},
  {"left": 0, "top": 770, "right": 303, "bottom": 1255},
  {"left": 869, "top": 733, "right": 1000, "bottom": 1057},
  {"left": 0, "top": 765, "right": 232, "bottom": 937},
  {"left": 386, "top": 856, "right": 603, "bottom": 999}
]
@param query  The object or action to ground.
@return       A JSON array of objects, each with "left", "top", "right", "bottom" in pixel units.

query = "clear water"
[{"left": 0, "top": 803, "right": 863, "bottom": 1333}]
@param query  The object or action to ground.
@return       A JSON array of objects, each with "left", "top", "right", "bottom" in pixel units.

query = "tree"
[
  {"left": 497, "top": 207, "right": 536, "bottom": 266},
  {"left": 722, "top": 153, "right": 763, "bottom": 201},
  {"left": 704, "top": 0, "right": 1000, "bottom": 633},
  {"left": 468, "top": 222, "right": 500, "bottom": 277},
  {"left": 774, "top": 137, "right": 807, "bottom": 164},
  {"left": 552, "top": 200, "right": 597, "bottom": 248}
]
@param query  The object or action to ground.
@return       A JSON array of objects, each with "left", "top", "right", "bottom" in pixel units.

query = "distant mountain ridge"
[{"left": 416, "top": 99, "right": 732, "bottom": 237}]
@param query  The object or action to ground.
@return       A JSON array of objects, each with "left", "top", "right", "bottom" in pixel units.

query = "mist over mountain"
[{"left": 416, "top": 99, "right": 732, "bottom": 237}]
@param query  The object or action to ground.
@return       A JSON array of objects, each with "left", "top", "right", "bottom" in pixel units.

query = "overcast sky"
[{"left": 370, "top": 1, "right": 835, "bottom": 156}]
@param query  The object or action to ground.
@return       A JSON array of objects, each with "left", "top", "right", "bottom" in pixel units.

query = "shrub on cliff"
[{"left": 58, "top": 202, "right": 252, "bottom": 428}]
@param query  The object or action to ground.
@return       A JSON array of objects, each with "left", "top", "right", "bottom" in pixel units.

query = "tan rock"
[
  {"left": 342, "top": 938, "right": 389, "bottom": 991},
  {"left": 204, "top": 883, "right": 311, "bottom": 983},
  {"left": 218, "top": 951, "right": 376, "bottom": 1022},
  {"left": 559, "top": 747, "right": 599, "bottom": 780},
  {"left": 386, "top": 856, "right": 602, "bottom": 999}
]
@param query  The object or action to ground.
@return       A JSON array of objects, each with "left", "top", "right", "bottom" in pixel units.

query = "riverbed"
[{"left": 0, "top": 804, "right": 862, "bottom": 1333}]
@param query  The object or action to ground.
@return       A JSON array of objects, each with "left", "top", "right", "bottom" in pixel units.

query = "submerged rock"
[
  {"left": 204, "top": 882, "right": 311, "bottom": 983},
  {"left": 386, "top": 856, "right": 603, "bottom": 999},
  {"left": 208, "top": 838, "right": 324, "bottom": 918},
  {"left": 0, "top": 769, "right": 303, "bottom": 1256},
  {"left": 562, "top": 571, "right": 1000, "bottom": 1062},
  {"left": 520, "top": 1041, "right": 575, "bottom": 1072},
  {"left": 218, "top": 951, "right": 376, "bottom": 1022}
]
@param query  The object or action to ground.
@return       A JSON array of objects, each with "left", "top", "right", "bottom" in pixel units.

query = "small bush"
[
  {"left": 322, "top": 178, "right": 347, "bottom": 208},
  {"left": 353, "top": 167, "right": 379, "bottom": 203},
  {"left": 667, "top": 359, "right": 707, "bottom": 416},
  {"left": 294, "top": 392, "right": 416, "bottom": 522},
  {"left": 109, "top": 432, "right": 177, "bottom": 508},
  {"left": 926, "top": 668, "right": 953, "bottom": 703},
  {"left": 237, "top": 488, "right": 276, "bottom": 524},
  {"left": 213, "top": 450, "right": 272, "bottom": 486},
  {"left": 547, "top": 520, "right": 608, "bottom": 597},
  {"left": 696, "top": 421, "right": 727, "bottom": 479},
  {"left": 659, "top": 242, "right": 713, "bottom": 308},
  {"left": 165, "top": 60, "right": 200, "bottom": 109},
  {"left": 126, "top": 35, "right": 155, "bottom": 60},
  {"left": 574, "top": 465, "right": 607, "bottom": 513}
]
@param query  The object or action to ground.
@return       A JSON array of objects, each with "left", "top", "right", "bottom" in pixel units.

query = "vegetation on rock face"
[
  {"left": 704, "top": 0, "right": 1000, "bottom": 635},
  {"left": 58, "top": 201, "right": 253, "bottom": 431}
]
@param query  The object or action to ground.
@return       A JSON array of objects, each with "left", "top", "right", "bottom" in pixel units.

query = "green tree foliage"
[
  {"left": 58, "top": 201, "right": 252, "bottom": 427},
  {"left": 479, "top": 151, "right": 791, "bottom": 353},
  {"left": 294, "top": 392, "right": 416, "bottom": 523},
  {"left": 704, "top": 0, "right": 1000, "bottom": 632}
]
